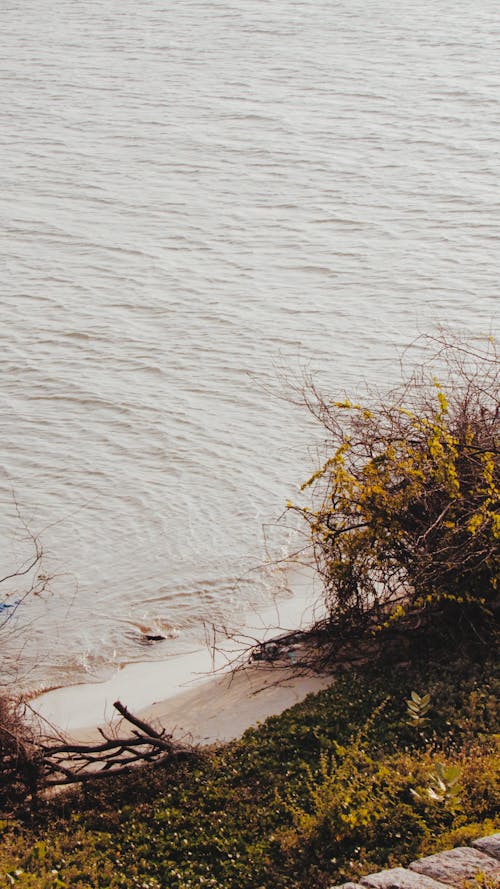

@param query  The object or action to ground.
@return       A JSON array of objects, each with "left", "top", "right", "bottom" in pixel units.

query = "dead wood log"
[{"left": 39, "top": 699, "right": 193, "bottom": 788}]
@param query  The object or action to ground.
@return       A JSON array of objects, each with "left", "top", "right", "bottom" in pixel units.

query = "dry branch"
[{"left": 38, "top": 699, "right": 194, "bottom": 788}]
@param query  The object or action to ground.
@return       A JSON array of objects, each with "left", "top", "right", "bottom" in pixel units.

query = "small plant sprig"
[
  {"left": 428, "top": 762, "right": 462, "bottom": 808},
  {"left": 411, "top": 762, "right": 462, "bottom": 812},
  {"left": 406, "top": 691, "right": 431, "bottom": 729}
]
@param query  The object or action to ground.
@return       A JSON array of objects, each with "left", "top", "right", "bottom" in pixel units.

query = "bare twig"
[{"left": 32, "top": 700, "right": 194, "bottom": 790}]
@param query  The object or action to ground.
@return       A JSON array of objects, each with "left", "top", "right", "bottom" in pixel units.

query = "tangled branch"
[{"left": 39, "top": 700, "right": 194, "bottom": 788}]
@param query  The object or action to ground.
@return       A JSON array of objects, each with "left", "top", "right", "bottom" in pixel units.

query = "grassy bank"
[{"left": 0, "top": 646, "right": 498, "bottom": 889}]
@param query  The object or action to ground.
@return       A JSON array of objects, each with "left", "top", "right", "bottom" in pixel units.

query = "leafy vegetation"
[
  {"left": 0, "top": 652, "right": 497, "bottom": 888},
  {"left": 288, "top": 336, "right": 499, "bottom": 643},
  {"left": 406, "top": 691, "right": 431, "bottom": 730}
]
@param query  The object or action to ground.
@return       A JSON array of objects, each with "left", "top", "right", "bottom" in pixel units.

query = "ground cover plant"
[{"left": 0, "top": 650, "right": 498, "bottom": 889}]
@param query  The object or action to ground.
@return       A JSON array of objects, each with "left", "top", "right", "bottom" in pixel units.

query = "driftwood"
[{"left": 39, "top": 699, "right": 193, "bottom": 788}]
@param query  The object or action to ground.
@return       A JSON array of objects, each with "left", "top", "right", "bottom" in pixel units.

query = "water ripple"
[{"left": 0, "top": 0, "right": 498, "bottom": 687}]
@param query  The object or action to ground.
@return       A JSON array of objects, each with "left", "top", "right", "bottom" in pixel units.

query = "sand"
[
  {"left": 134, "top": 663, "right": 333, "bottom": 745},
  {"left": 32, "top": 653, "right": 333, "bottom": 746},
  {"left": 30, "top": 562, "right": 334, "bottom": 744},
  {"left": 32, "top": 567, "right": 333, "bottom": 745}
]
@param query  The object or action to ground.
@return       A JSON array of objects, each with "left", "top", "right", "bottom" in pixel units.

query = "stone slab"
[
  {"left": 409, "top": 847, "right": 500, "bottom": 885},
  {"left": 472, "top": 834, "right": 500, "bottom": 862},
  {"left": 329, "top": 883, "right": 364, "bottom": 888},
  {"left": 360, "top": 867, "right": 448, "bottom": 889}
]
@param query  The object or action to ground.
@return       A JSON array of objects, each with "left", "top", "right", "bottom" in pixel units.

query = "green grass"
[{"left": 0, "top": 650, "right": 498, "bottom": 889}]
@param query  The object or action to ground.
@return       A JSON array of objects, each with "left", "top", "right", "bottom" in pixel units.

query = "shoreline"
[
  {"left": 32, "top": 566, "right": 332, "bottom": 744},
  {"left": 124, "top": 661, "right": 333, "bottom": 746},
  {"left": 31, "top": 648, "right": 334, "bottom": 746}
]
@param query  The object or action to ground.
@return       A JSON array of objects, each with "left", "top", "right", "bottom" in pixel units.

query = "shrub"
[
  {"left": 0, "top": 518, "right": 50, "bottom": 814},
  {"left": 288, "top": 336, "right": 499, "bottom": 641},
  {"left": 0, "top": 694, "right": 41, "bottom": 814}
]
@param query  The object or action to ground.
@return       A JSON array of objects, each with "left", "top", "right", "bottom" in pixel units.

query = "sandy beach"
[
  {"left": 32, "top": 569, "right": 333, "bottom": 746},
  {"left": 133, "top": 662, "right": 333, "bottom": 746},
  {"left": 32, "top": 651, "right": 334, "bottom": 746}
]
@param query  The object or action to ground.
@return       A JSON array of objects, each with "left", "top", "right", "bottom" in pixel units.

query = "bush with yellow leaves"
[{"left": 289, "top": 335, "right": 499, "bottom": 641}]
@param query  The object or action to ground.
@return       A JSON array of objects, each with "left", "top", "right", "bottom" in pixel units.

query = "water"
[{"left": 1, "top": 0, "right": 498, "bottom": 691}]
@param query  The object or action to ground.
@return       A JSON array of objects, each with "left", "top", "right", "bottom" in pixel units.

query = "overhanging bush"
[{"left": 288, "top": 336, "right": 499, "bottom": 639}]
